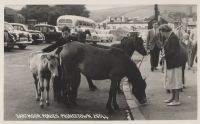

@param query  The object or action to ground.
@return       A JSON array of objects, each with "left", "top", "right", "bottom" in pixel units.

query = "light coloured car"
[
  {"left": 11, "top": 23, "right": 45, "bottom": 44},
  {"left": 79, "top": 27, "right": 100, "bottom": 44},
  {"left": 97, "top": 29, "right": 114, "bottom": 42},
  {"left": 5, "top": 22, "right": 32, "bottom": 49}
]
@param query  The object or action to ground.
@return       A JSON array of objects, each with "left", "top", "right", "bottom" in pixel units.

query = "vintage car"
[
  {"left": 34, "top": 24, "right": 62, "bottom": 43},
  {"left": 96, "top": 29, "right": 114, "bottom": 42},
  {"left": 83, "top": 28, "right": 100, "bottom": 44},
  {"left": 4, "top": 29, "right": 15, "bottom": 51},
  {"left": 11, "top": 23, "right": 45, "bottom": 44},
  {"left": 4, "top": 22, "right": 32, "bottom": 49}
]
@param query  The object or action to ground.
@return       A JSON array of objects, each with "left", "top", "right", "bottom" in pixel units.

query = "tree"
[
  {"left": 19, "top": 5, "right": 90, "bottom": 25},
  {"left": 20, "top": 5, "right": 50, "bottom": 23}
]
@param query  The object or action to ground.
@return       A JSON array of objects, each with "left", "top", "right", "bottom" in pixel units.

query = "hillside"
[{"left": 89, "top": 5, "right": 197, "bottom": 22}]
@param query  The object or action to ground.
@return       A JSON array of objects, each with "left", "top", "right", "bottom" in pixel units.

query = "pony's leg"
[
  {"left": 113, "top": 80, "right": 120, "bottom": 110},
  {"left": 33, "top": 74, "right": 40, "bottom": 101},
  {"left": 106, "top": 78, "right": 117, "bottom": 113},
  {"left": 45, "top": 78, "right": 50, "bottom": 106},
  {"left": 117, "top": 81, "right": 123, "bottom": 93},
  {"left": 86, "top": 76, "right": 97, "bottom": 91},
  {"left": 70, "top": 70, "right": 81, "bottom": 106},
  {"left": 38, "top": 74, "right": 45, "bottom": 108}
]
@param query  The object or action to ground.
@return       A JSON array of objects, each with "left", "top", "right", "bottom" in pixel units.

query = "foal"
[{"left": 29, "top": 52, "right": 60, "bottom": 108}]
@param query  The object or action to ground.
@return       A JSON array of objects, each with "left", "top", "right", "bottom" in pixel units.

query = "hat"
[
  {"left": 159, "top": 24, "right": 172, "bottom": 32},
  {"left": 62, "top": 26, "right": 70, "bottom": 32}
]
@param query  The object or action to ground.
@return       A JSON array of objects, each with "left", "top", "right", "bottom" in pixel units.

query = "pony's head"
[
  {"left": 44, "top": 54, "right": 60, "bottom": 78},
  {"left": 134, "top": 36, "right": 147, "bottom": 56},
  {"left": 127, "top": 61, "right": 147, "bottom": 104}
]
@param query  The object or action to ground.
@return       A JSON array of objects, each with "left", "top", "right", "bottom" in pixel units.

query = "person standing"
[
  {"left": 159, "top": 24, "right": 182, "bottom": 106},
  {"left": 42, "top": 26, "right": 72, "bottom": 53},
  {"left": 147, "top": 22, "right": 162, "bottom": 71}
]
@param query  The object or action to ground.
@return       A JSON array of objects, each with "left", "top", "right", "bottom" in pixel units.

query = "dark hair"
[
  {"left": 62, "top": 26, "right": 70, "bottom": 33},
  {"left": 159, "top": 24, "right": 172, "bottom": 32}
]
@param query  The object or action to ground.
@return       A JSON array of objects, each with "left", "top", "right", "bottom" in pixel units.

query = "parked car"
[
  {"left": 96, "top": 29, "right": 114, "bottom": 42},
  {"left": 11, "top": 23, "right": 45, "bottom": 44},
  {"left": 4, "top": 29, "right": 15, "bottom": 51},
  {"left": 80, "top": 27, "right": 100, "bottom": 44},
  {"left": 4, "top": 22, "right": 32, "bottom": 49},
  {"left": 34, "top": 24, "right": 62, "bottom": 43}
]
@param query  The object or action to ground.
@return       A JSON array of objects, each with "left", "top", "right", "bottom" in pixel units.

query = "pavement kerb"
[{"left": 122, "top": 80, "right": 145, "bottom": 120}]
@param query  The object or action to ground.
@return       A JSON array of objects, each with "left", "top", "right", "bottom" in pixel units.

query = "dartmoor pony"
[
  {"left": 29, "top": 52, "right": 60, "bottom": 108},
  {"left": 88, "top": 35, "right": 147, "bottom": 91},
  {"left": 59, "top": 41, "right": 147, "bottom": 112}
]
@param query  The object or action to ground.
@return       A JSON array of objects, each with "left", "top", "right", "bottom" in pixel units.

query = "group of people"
[{"left": 146, "top": 22, "right": 197, "bottom": 106}]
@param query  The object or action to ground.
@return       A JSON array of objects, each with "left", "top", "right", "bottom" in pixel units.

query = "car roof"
[
  {"left": 34, "top": 24, "right": 54, "bottom": 27},
  {"left": 10, "top": 23, "right": 25, "bottom": 26}
]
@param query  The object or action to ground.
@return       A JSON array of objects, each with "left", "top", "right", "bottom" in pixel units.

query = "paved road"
[
  {"left": 131, "top": 53, "right": 197, "bottom": 120},
  {"left": 4, "top": 43, "right": 130, "bottom": 120}
]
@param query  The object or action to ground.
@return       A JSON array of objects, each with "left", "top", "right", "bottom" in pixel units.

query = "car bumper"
[{"left": 15, "top": 40, "right": 33, "bottom": 45}]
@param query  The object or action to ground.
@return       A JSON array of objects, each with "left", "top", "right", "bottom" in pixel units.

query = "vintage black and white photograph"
[{"left": 3, "top": 1, "right": 197, "bottom": 121}]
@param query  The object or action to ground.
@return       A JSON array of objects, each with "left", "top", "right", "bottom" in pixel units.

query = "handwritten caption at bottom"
[{"left": 16, "top": 113, "right": 109, "bottom": 119}]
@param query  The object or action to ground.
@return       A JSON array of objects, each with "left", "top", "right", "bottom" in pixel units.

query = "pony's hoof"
[
  {"left": 166, "top": 90, "right": 171, "bottom": 93},
  {"left": 107, "top": 108, "right": 114, "bottom": 114},
  {"left": 114, "top": 105, "right": 120, "bottom": 110},
  {"left": 89, "top": 86, "right": 98, "bottom": 91},
  {"left": 46, "top": 102, "right": 50, "bottom": 106},
  {"left": 36, "top": 98, "right": 40, "bottom": 101},
  {"left": 40, "top": 104, "right": 44, "bottom": 108}
]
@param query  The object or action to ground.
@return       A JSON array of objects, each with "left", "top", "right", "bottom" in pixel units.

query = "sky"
[{"left": 5, "top": 5, "right": 121, "bottom": 11}]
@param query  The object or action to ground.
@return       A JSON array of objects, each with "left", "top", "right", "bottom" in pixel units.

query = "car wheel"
[{"left": 18, "top": 45, "right": 27, "bottom": 49}]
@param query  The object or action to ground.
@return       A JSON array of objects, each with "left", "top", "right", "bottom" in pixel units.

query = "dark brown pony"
[
  {"left": 59, "top": 41, "right": 147, "bottom": 112},
  {"left": 88, "top": 36, "right": 147, "bottom": 91}
]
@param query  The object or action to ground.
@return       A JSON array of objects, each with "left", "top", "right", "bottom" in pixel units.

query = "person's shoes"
[
  {"left": 154, "top": 67, "right": 158, "bottom": 70},
  {"left": 167, "top": 101, "right": 181, "bottom": 106},
  {"left": 164, "top": 99, "right": 173, "bottom": 103}
]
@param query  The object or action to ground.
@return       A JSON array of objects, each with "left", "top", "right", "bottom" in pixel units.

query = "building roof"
[
  {"left": 107, "top": 21, "right": 148, "bottom": 24},
  {"left": 146, "top": 15, "right": 176, "bottom": 23}
]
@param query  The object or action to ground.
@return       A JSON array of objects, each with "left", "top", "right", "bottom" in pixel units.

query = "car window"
[
  {"left": 12, "top": 25, "right": 26, "bottom": 31},
  {"left": 48, "top": 27, "right": 55, "bottom": 33},
  {"left": 37, "top": 26, "right": 48, "bottom": 33}
]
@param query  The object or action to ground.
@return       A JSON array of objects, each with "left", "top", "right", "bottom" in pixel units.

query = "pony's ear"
[
  {"left": 46, "top": 54, "right": 54, "bottom": 60},
  {"left": 53, "top": 54, "right": 59, "bottom": 58}
]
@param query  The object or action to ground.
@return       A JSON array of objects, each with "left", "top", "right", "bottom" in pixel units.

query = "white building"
[
  {"left": 100, "top": 16, "right": 148, "bottom": 31},
  {"left": 107, "top": 21, "right": 148, "bottom": 31}
]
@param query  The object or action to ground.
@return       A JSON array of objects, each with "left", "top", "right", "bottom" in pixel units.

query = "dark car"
[
  {"left": 11, "top": 23, "right": 45, "bottom": 45},
  {"left": 34, "top": 24, "right": 62, "bottom": 43},
  {"left": 4, "top": 22, "right": 32, "bottom": 49},
  {"left": 4, "top": 29, "right": 15, "bottom": 51}
]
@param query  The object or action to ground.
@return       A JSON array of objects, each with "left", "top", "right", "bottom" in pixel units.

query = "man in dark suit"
[{"left": 147, "top": 22, "right": 162, "bottom": 71}]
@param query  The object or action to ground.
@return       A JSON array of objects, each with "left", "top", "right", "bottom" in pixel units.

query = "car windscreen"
[{"left": 12, "top": 25, "right": 26, "bottom": 31}]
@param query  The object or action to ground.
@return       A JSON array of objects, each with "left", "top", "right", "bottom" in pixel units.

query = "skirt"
[{"left": 164, "top": 61, "right": 183, "bottom": 90}]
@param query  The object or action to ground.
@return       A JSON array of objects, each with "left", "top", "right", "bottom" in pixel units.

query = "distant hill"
[{"left": 89, "top": 5, "right": 197, "bottom": 22}]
